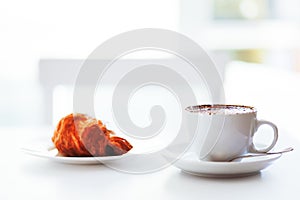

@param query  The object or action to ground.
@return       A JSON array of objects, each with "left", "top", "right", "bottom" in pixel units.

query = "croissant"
[{"left": 52, "top": 113, "right": 132, "bottom": 157}]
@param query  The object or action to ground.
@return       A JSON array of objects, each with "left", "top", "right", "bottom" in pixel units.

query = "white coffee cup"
[{"left": 185, "top": 104, "right": 278, "bottom": 161}]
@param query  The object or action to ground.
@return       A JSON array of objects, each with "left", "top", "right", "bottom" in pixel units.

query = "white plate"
[
  {"left": 173, "top": 152, "right": 281, "bottom": 178},
  {"left": 21, "top": 141, "right": 128, "bottom": 165}
]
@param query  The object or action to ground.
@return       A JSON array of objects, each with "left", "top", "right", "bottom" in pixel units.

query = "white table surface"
[{"left": 1, "top": 126, "right": 299, "bottom": 200}]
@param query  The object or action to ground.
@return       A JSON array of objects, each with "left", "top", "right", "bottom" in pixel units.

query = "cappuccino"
[
  {"left": 186, "top": 104, "right": 255, "bottom": 115},
  {"left": 185, "top": 104, "right": 278, "bottom": 161}
]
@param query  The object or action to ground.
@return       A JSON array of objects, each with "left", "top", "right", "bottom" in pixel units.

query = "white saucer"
[
  {"left": 21, "top": 141, "right": 128, "bottom": 165},
  {"left": 173, "top": 152, "right": 281, "bottom": 178}
]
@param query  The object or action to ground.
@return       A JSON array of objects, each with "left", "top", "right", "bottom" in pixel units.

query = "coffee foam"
[{"left": 186, "top": 104, "right": 255, "bottom": 115}]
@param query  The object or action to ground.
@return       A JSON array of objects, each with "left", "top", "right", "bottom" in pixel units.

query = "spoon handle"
[{"left": 229, "top": 147, "right": 294, "bottom": 162}]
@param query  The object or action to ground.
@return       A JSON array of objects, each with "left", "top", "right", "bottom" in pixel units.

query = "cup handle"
[{"left": 250, "top": 120, "right": 278, "bottom": 153}]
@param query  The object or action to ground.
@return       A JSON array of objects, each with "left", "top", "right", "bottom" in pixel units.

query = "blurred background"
[{"left": 0, "top": 0, "right": 300, "bottom": 138}]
